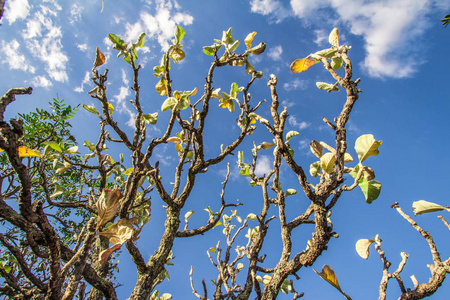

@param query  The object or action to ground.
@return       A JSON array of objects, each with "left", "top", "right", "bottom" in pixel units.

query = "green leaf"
[
  {"left": 83, "top": 140, "right": 95, "bottom": 152},
  {"left": 50, "top": 183, "right": 63, "bottom": 198},
  {"left": 123, "top": 168, "right": 133, "bottom": 175},
  {"left": 142, "top": 112, "right": 158, "bottom": 124},
  {"left": 229, "top": 40, "right": 240, "bottom": 52},
  {"left": 203, "top": 45, "right": 218, "bottom": 56},
  {"left": 135, "top": 32, "right": 146, "bottom": 48},
  {"left": 285, "top": 189, "right": 297, "bottom": 197},
  {"left": 312, "top": 48, "right": 338, "bottom": 59},
  {"left": 331, "top": 56, "right": 343, "bottom": 70},
  {"left": 358, "top": 179, "right": 381, "bottom": 203},
  {"left": 222, "top": 27, "right": 234, "bottom": 44},
  {"left": 43, "top": 141, "right": 63, "bottom": 153},
  {"left": 412, "top": 200, "right": 448, "bottom": 216},
  {"left": 161, "top": 97, "right": 177, "bottom": 112},
  {"left": 108, "top": 33, "right": 127, "bottom": 51},
  {"left": 355, "top": 134, "right": 383, "bottom": 162},
  {"left": 316, "top": 82, "right": 336, "bottom": 92},
  {"left": 175, "top": 25, "right": 186, "bottom": 44},
  {"left": 310, "top": 161, "right": 321, "bottom": 177},
  {"left": 286, "top": 130, "right": 300, "bottom": 142},
  {"left": 320, "top": 152, "right": 335, "bottom": 174},
  {"left": 83, "top": 104, "right": 99, "bottom": 115}
]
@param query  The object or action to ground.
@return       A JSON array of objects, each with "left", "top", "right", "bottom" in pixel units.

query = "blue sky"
[{"left": 2, "top": 0, "right": 450, "bottom": 299}]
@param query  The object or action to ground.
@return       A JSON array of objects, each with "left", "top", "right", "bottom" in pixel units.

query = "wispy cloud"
[
  {"left": 288, "top": 116, "right": 310, "bottom": 131},
  {"left": 123, "top": 0, "right": 194, "bottom": 51},
  {"left": 253, "top": 0, "right": 449, "bottom": 79},
  {"left": 249, "top": 0, "right": 291, "bottom": 23},
  {"left": 113, "top": 69, "right": 136, "bottom": 128},
  {"left": 74, "top": 71, "right": 91, "bottom": 93},
  {"left": 21, "top": 2, "right": 69, "bottom": 83},
  {"left": 0, "top": 40, "right": 36, "bottom": 73},
  {"left": 267, "top": 45, "right": 283, "bottom": 61},
  {"left": 4, "top": 0, "right": 30, "bottom": 24},
  {"left": 283, "top": 78, "right": 307, "bottom": 91}
]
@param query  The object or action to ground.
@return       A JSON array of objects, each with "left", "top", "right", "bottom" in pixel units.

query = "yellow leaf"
[
  {"left": 329, "top": 28, "right": 339, "bottom": 47},
  {"left": 314, "top": 265, "right": 342, "bottom": 292},
  {"left": 156, "top": 78, "right": 168, "bottom": 96},
  {"left": 189, "top": 87, "right": 198, "bottom": 96},
  {"left": 175, "top": 143, "right": 183, "bottom": 152},
  {"left": 290, "top": 57, "right": 318, "bottom": 73},
  {"left": 244, "top": 31, "right": 257, "bottom": 49},
  {"left": 94, "top": 47, "right": 106, "bottom": 68},
  {"left": 18, "top": 146, "right": 42, "bottom": 158},
  {"left": 167, "top": 137, "right": 182, "bottom": 143}
]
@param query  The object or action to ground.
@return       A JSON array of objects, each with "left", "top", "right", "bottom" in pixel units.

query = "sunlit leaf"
[
  {"left": 316, "top": 82, "right": 337, "bottom": 92},
  {"left": 208, "top": 247, "right": 216, "bottom": 254},
  {"left": 310, "top": 161, "right": 321, "bottom": 177},
  {"left": 94, "top": 47, "right": 106, "bottom": 68},
  {"left": 358, "top": 179, "right": 381, "bottom": 204},
  {"left": 312, "top": 48, "right": 338, "bottom": 59},
  {"left": 161, "top": 97, "right": 177, "bottom": 112},
  {"left": 98, "top": 219, "right": 136, "bottom": 264},
  {"left": 355, "top": 238, "right": 374, "bottom": 259},
  {"left": 245, "top": 31, "right": 257, "bottom": 49},
  {"left": 355, "top": 134, "right": 382, "bottom": 162},
  {"left": 156, "top": 78, "right": 168, "bottom": 96},
  {"left": 185, "top": 210, "right": 194, "bottom": 221},
  {"left": 343, "top": 153, "right": 353, "bottom": 163},
  {"left": 412, "top": 200, "right": 448, "bottom": 216},
  {"left": 246, "top": 213, "right": 257, "bottom": 221},
  {"left": 248, "top": 42, "right": 266, "bottom": 55},
  {"left": 43, "top": 141, "right": 63, "bottom": 153},
  {"left": 96, "top": 189, "right": 123, "bottom": 230},
  {"left": 285, "top": 189, "right": 297, "bottom": 197},
  {"left": 142, "top": 112, "right": 158, "bottom": 124},
  {"left": 286, "top": 130, "right": 300, "bottom": 142},
  {"left": 175, "top": 25, "right": 186, "bottom": 44},
  {"left": 50, "top": 183, "right": 63, "bottom": 198},
  {"left": 331, "top": 56, "right": 343, "bottom": 70},
  {"left": 290, "top": 57, "right": 318, "bottom": 73},
  {"left": 135, "top": 32, "right": 146, "bottom": 48},
  {"left": 329, "top": 28, "right": 339, "bottom": 47},
  {"left": 170, "top": 47, "right": 185, "bottom": 63},
  {"left": 222, "top": 27, "right": 234, "bottom": 44},
  {"left": 108, "top": 33, "right": 127, "bottom": 51},
  {"left": 259, "top": 142, "right": 275, "bottom": 150},
  {"left": 310, "top": 140, "right": 323, "bottom": 158},
  {"left": 107, "top": 102, "right": 114, "bottom": 115},
  {"left": 66, "top": 145, "right": 79, "bottom": 154},
  {"left": 83, "top": 104, "right": 99, "bottom": 115},
  {"left": 167, "top": 137, "right": 182, "bottom": 144},
  {"left": 16, "top": 145, "right": 42, "bottom": 157},
  {"left": 314, "top": 265, "right": 342, "bottom": 293},
  {"left": 229, "top": 40, "right": 240, "bottom": 52},
  {"left": 320, "top": 152, "right": 335, "bottom": 174}
]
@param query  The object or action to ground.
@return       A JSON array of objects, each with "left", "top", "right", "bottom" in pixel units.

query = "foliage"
[{"left": 0, "top": 24, "right": 449, "bottom": 300}]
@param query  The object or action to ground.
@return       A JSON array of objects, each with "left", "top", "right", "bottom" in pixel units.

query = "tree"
[{"left": 0, "top": 24, "right": 449, "bottom": 300}]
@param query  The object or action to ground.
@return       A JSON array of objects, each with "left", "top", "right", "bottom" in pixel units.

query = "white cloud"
[
  {"left": 77, "top": 44, "right": 88, "bottom": 52},
  {"left": 74, "top": 71, "right": 90, "bottom": 93},
  {"left": 283, "top": 78, "right": 307, "bottom": 91},
  {"left": 267, "top": 45, "right": 283, "bottom": 61},
  {"left": 31, "top": 75, "right": 52, "bottom": 88},
  {"left": 22, "top": 4, "right": 69, "bottom": 83},
  {"left": 0, "top": 40, "right": 35, "bottom": 73},
  {"left": 313, "top": 29, "right": 328, "bottom": 46},
  {"left": 287, "top": 0, "right": 445, "bottom": 78},
  {"left": 69, "top": 3, "right": 83, "bottom": 24},
  {"left": 4, "top": 0, "right": 30, "bottom": 24},
  {"left": 250, "top": 0, "right": 291, "bottom": 23},
  {"left": 255, "top": 155, "right": 272, "bottom": 177},
  {"left": 112, "top": 69, "right": 136, "bottom": 128},
  {"left": 123, "top": 0, "right": 194, "bottom": 52},
  {"left": 288, "top": 116, "right": 310, "bottom": 130}
]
